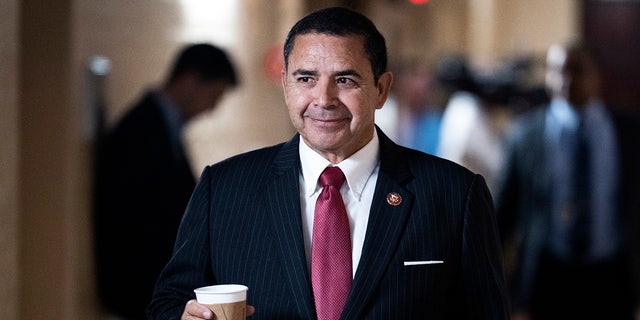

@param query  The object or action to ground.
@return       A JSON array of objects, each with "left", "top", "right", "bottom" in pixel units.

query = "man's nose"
[{"left": 314, "top": 80, "right": 338, "bottom": 107}]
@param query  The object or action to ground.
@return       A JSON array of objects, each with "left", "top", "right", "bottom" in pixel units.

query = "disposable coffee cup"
[{"left": 194, "top": 284, "right": 248, "bottom": 320}]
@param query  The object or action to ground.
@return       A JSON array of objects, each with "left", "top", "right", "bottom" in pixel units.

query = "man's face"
[{"left": 281, "top": 33, "right": 392, "bottom": 163}]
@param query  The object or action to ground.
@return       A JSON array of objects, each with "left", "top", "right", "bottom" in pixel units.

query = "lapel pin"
[{"left": 386, "top": 192, "right": 402, "bottom": 206}]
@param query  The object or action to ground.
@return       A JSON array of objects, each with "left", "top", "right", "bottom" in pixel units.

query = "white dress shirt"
[{"left": 299, "top": 130, "right": 380, "bottom": 278}]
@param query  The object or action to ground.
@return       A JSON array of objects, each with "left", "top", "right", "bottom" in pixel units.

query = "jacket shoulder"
[{"left": 217, "top": 141, "right": 284, "bottom": 164}]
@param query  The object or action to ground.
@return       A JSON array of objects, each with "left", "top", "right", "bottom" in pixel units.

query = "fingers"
[
  {"left": 247, "top": 305, "right": 255, "bottom": 316},
  {"left": 182, "top": 300, "right": 256, "bottom": 319},
  {"left": 182, "top": 299, "right": 213, "bottom": 320}
]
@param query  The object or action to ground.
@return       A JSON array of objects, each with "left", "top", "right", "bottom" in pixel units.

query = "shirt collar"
[
  {"left": 548, "top": 97, "right": 606, "bottom": 131},
  {"left": 299, "top": 130, "right": 380, "bottom": 201},
  {"left": 549, "top": 97, "right": 580, "bottom": 130}
]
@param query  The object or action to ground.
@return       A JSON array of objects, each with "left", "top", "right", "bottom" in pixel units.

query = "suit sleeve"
[
  {"left": 461, "top": 174, "right": 510, "bottom": 319},
  {"left": 493, "top": 125, "right": 521, "bottom": 247},
  {"left": 147, "top": 168, "right": 215, "bottom": 320}
]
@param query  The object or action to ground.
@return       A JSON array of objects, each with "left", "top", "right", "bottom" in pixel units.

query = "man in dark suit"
[
  {"left": 496, "top": 42, "right": 640, "bottom": 320},
  {"left": 148, "top": 7, "right": 508, "bottom": 320},
  {"left": 94, "top": 43, "right": 238, "bottom": 320}
]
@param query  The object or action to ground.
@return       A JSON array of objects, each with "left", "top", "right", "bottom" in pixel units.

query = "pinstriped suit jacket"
[{"left": 148, "top": 128, "right": 509, "bottom": 319}]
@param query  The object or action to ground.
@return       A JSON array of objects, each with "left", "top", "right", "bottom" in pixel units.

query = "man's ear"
[
  {"left": 375, "top": 71, "right": 393, "bottom": 110},
  {"left": 281, "top": 68, "right": 289, "bottom": 104},
  {"left": 281, "top": 68, "right": 287, "bottom": 90}
]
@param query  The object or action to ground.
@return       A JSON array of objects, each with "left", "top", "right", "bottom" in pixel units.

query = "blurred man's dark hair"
[{"left": 168, "top": 43, "right": 239, "bottom": 86}]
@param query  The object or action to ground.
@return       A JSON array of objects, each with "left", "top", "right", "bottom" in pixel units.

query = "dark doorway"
[{"left": 583, "top": 0, "right": 640, "bottom": 110}]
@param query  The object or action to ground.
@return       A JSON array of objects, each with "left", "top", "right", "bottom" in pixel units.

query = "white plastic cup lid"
[{"left": 194, "top": 284, "right": 248, "bottom": 304}]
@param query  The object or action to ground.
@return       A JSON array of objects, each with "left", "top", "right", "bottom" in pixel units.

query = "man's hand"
[
  {"left": 511, "top": 311, "right": 530, "bottom": 320},
  {"left": 181, "top": 299, "right": 255, "bottom": 319}
]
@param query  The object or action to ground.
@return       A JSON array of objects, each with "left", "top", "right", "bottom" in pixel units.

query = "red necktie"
[{"left": 312, "top": 166, "right": 352, "bottom": 320}]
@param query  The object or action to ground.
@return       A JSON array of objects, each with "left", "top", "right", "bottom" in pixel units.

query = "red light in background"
[{"left": 409, "top": 0, "right": 429, "bottom": 4}]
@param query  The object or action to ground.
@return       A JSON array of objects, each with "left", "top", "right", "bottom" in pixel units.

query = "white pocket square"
[{"left": 403, "top": 260, "right": 444, "bottom": 266}]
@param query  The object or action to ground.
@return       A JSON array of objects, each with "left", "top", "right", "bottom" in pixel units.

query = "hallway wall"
[
  {"left": 0, "top": 0, "right": 19, "bottom": 318},
  {"left": 368, "top": 0, "right": 579, "bottom": 73}
]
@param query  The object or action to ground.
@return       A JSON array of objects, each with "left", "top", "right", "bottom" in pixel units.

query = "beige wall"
[
  {"left": 75, "top": 0, "right": 186, "bottom": 127},
  {"left": 2, "top": 1, "right": 580, "bottom": 319},
  {"left": 186, "top": 0, "right": 300, "bottom": 170},
  {"left": 468, "top": 0, "right": 580, "bottom": 69},
  {"left": 19, "top": 1, "right": 77, "bottom": 319},
  {"left": 0, "top": 0, "right": 19, "bottom": 318},
  {"left": 369, "top": 0, "right": 580, "bottom": 74}
]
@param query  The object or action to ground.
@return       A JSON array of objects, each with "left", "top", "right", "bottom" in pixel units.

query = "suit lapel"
[
  {"left": 343, "top": 128, "right": 415, "bottom": 319},
  {"left": 263, "top": 130, "right": 417, "bottom": 319},
  {"left": 262, "top": 134, "right": 316, "bottom": 318}
]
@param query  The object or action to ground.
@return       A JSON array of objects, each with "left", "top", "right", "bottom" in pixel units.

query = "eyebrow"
[
  {"left": 335, "top": 69, "right": 362, "bottom": 79},
  {"left": 291, "top": 68, "right": 363, "bottom": 79},
  {"left": 292, "top": 69, "right": 317, "bottom": 76}
]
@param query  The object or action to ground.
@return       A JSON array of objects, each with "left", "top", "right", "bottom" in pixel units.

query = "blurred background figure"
[
  {"left": 495, "top": 42, "right": 640, "bottom": 320},
  {"left": 93, "top": 43, "right": 238, "bottom": 320},
  {"left": 496, "top": 56, "right": 550, "bottom": 114},
  {"left": 436, "top": 54, "right": 517, "bottom": 194},
  {"left": 389, "top": 60, "right": 445, "bottom": 155}
]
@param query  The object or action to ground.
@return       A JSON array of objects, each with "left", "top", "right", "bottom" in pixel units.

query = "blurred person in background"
[
  {"left": 392, "top": 60, "right": 444, "bottom": 155},
  {"left": 436, "top": 55, "right": 515, "bottom": 194},
  {"left": 496, "top": 41, "right": 640, "bottom": 320},
  {"left": 93, "top": 43, "right": 238, "bottom": 320},
  {"left": 435, "top": 55, "right": 482, "bottom": 167}
]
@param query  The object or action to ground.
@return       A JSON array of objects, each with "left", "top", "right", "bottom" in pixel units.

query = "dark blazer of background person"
[
  {"left": 495, "top": 43, "right": 640, "bottom": 319},
  {"left": 496, "top": 107, "right": 640, "bottom": 316},
  {"left": 147, "top": 127, "right": 509, "bottom": 319},
  {"left": 93, "top": 44, "right": 238, "bottom": 319}
]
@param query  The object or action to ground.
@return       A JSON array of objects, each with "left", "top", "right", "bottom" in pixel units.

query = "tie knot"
[{"left": 319, "top": 166, "right": 346, "bottom": 189}]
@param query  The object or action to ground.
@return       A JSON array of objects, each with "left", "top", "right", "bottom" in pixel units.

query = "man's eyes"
[
  {"left": 297, "top": 76, "right": 312, "bottom": 83},
  {"left": 294, "top": 76, "right": 356, "bottom": 86}
]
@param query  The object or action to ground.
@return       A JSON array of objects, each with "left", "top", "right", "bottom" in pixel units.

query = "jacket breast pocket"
[
  {"left": 388, "top": 259, "right": 450, "bottom": 293},
  {"left": 371, "top": 259, "right": 454, "bottom": 313}
]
